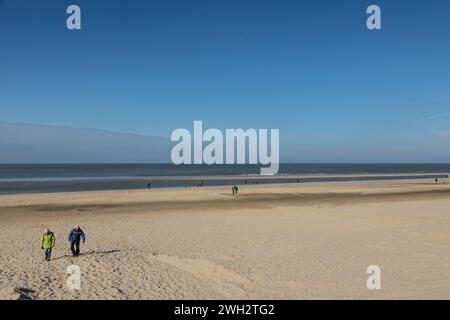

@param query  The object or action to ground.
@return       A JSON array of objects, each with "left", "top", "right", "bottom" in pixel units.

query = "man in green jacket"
[{"left": 41, "top": 229, "right": 56, "bottom": 261}]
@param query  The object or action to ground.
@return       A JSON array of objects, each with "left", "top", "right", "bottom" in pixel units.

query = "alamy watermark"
[
  {"left": 67, "top": 264, "right": 81, "bottom": 290},
  {"left": 366, "top": 5, "right": 381, "bottom": 30},
  {"left": 366, "top": 265, "right": 381, "bottom": 290},
  {"left": 171, "top": 121, "right": 280, "bottom": 175},
  {"left": 66, "top": 5, "right": 81, "bottom": 30},
  {"left": 65, "top": 4, "right": 380, "bottom": 31}
]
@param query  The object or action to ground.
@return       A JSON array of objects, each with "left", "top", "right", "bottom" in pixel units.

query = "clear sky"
[{"left": 1, "top": 0, "right": 449, "bottom": 162}]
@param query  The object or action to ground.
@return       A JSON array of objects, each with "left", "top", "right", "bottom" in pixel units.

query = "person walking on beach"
[
  {"left": 41, "top": 228, "right": 55, "bottom": 261},
  {"left": 68, "top": 225, "right": 86, "bottom": 257}
]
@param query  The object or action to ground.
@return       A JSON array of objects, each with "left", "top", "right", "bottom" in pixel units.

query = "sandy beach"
[{"left": 1, "top": 179, "right": 450, "bottom": 300}]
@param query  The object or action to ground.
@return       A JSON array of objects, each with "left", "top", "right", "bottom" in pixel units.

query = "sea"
[{"left": 1, "top": 163, "right": 449, "bottom": 195}]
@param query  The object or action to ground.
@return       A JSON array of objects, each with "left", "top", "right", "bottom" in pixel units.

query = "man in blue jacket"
[{"left": 68, "top": 225, "right": 86, "bottom": 257}]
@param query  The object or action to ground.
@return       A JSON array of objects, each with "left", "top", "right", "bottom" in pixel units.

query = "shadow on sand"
[
  {"left": 14, "top": 287, "right": 36, "bottom": 300},
  {"left": 52, "top": 249, "right": 121, "bottom": 261}
]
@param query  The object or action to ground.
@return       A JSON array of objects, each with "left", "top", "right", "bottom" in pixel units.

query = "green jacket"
[{"left": 41, "top": 232, "right": 55, "bottom": 249}]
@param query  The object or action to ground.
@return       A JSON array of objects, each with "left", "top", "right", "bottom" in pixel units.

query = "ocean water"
[
  {"left": 0, "top": 163, "right": 449, "bottom": 194},
  {"left": 2, "top": 163, "right": 450, "bottom": 180}
]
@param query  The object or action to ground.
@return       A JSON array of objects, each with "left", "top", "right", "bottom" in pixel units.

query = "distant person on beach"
[
  {"left": 68, "top": 225, "right": 86, "bottom": 257},
  {"left": 232, "top": 185, "right": 239, "bottom": 195},
  {"left": 435, "top": 178, "right": 438, "bottom": 184},
  {"left": 41, "top": 228, "right": 55, "bottom": 261}
]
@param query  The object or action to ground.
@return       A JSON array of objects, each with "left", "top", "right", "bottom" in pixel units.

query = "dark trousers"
[
  {"left": 70, "top": 241, "right": 80, "bottom": 256},
  {"left": 44, "top": 248, "right": 52, "bottom": 261}
]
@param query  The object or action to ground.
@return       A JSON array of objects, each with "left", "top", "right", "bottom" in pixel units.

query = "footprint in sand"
[{"left": 154, "top": 254, "right": 250, "bottom": 298}]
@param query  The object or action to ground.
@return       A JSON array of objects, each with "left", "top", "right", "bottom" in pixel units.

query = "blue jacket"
[{"left": 68, "top": 229, "right": 86, "bottom": 243}]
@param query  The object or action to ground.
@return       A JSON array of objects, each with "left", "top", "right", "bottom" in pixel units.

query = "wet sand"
[{"left": 2, "top": 172, "right": 448, "bottom": 195}]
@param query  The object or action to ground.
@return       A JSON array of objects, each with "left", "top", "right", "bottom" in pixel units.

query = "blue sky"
[{"left": 1, "top": 0, "right": 450, "bottom": 162}]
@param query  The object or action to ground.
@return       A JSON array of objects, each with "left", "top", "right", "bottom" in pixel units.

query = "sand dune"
[{"left": 0, "top": 179, "right": 450, "bottom": 299}]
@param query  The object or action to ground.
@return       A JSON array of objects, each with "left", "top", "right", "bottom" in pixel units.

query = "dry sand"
[{"left": 0, "top": 179, "right": 449, "bottom": 299}]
